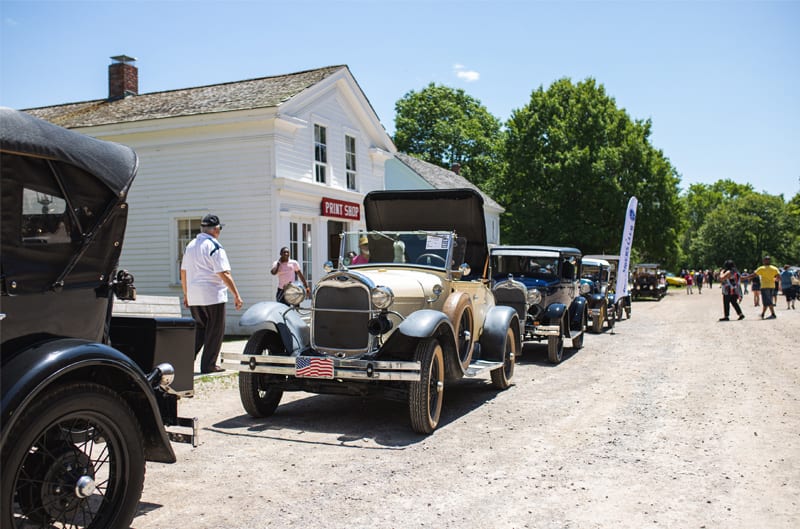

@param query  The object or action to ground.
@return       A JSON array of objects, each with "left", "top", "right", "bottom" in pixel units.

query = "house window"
[
  {"left": 176, "top": 217, "right": 202, "bottom": 282},
  {"left": 290, "top": 221, "right": 313, "bottom": 284},
  {"left": 314, "top": 124, "right": 327, "bottom": 184},
  {"left": 345, "top": 135, "right": 357, "bottom": 190}
]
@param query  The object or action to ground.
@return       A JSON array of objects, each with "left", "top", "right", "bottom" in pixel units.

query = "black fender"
[
  {"left": 396, "top": 310, "right": 459, "bottom": 379},
  {"left": 479, "top": 305, "right": 520, "bottom": 362},
  {"left": 1, "top": 338, "right": 175, "bottom": 463},
  {"left": 569, "top": 296, "right": 588, "bottom": 330},
  {"left": 239, "top": 301, "right": 310, "bottom": 354},
  {"left": 543, "top": 303, "right": 567, "bottom": 327},
  {"left": 588, "top": 293, "right": 606, "bottom": 309}
]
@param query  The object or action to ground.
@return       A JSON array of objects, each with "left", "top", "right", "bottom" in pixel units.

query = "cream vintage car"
[{"left": 222, "top": 189, "right": 519, "bottom": 434}]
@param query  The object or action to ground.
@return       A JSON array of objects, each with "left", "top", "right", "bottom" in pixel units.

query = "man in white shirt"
[{"left": 180, "top": 214, "right": 243, "bottom": 373}]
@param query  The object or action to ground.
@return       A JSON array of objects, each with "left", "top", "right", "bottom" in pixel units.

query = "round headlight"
[
  {"left": 579, "top": 282, "right": 591, "bottom": 295},
  {"left": 527, "top": 288, "right": 542, "bottom": 305},
  {"left": 283, "top": 282, "right": 306, "bottom": 306},
  {"left": 371, "top": 286, "right": 394, "bottom": 310}
]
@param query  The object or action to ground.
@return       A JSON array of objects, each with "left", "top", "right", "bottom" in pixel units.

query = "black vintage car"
[
  {"left": 489, "top": 246, "right": 587, "bottom": 364},
  {"left": 584, "top": 254, "right": 632, "bottom": 320},
  {"left": 579, "top": 257, "right": 616, "bottom": 333},
  {"left": 632, "top": 263, "right": 667, "bottom": 300},
  {"left": 1, "top": 107, "right": 196, "bottom": 528}
]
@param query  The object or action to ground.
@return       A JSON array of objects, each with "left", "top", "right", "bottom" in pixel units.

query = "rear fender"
[
  {"left": 239, "top": 301, "right": 310, "bottom": 354},
  {"left": 1, "top": 338, "right": 175, "bottom": 463}
]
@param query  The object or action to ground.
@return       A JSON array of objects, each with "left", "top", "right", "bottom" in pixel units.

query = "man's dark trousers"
[{"left": 190, "top": 302, "right": 226, "bottom": 372}]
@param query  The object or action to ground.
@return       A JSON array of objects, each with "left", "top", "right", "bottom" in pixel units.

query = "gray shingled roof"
[
  {"left": 394, "top": 152, "right": 503, "bottom": 211},
  {"left": 25, "top": 65, "right": 347, "bottom": 128}
]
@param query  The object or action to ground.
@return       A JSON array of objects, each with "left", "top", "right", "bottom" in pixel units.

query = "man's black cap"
[{"left": 201, "top": 214, "right": 224, "bottom": 227}]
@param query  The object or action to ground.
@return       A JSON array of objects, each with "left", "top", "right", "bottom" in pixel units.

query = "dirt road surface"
[{"left": 132, "top": 287, "right": 798, "bottom": 529}]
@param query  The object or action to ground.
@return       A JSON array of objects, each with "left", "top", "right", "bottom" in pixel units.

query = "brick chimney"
[
  {"left": 108, "top": 55, "right": 138, "bottom": 100},
  {"left": 450, "top": 163, "right": 461, "bottom": 175}
]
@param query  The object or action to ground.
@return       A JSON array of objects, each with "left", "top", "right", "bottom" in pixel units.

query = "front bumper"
[
  {"left": 221, "top": 353, "right": 421, "bottom": 382},
  {"left": 532, "top": 324, "right": 560, "bottom": 337}
]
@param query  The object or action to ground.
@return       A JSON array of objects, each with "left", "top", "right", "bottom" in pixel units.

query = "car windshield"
[
  {"left": 582, "top": 263, "right": 608, "bottom": 283},
  {"left": 340, "top": 231, "right": 461, "bottom": 270},
  {"left": 491, "top": 255, "right": 560, "bottom": 280}
]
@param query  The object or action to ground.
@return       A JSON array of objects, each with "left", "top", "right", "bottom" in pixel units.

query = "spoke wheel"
[
  {"left": 490, "top": 327, "right": 516, "bottom": 389},
  {"left": 408, "top": 338, "right": 445, "bottom": 434},
  {"left": 547, "top": 319, "right": 565, "bottom": 364},
  {"left": 1, "top": 382, "right": 145, "bottom": 529},
  {"left": 443, "top": 292, "right": 474, "bottom": 370}
]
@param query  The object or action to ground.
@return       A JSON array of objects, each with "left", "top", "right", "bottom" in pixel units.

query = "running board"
[
  {"left": 569, "top": 329, "right": 584, "bottom": 340},
  {"left": 464, "top": 359, "right": 504, "bottom": 377}
]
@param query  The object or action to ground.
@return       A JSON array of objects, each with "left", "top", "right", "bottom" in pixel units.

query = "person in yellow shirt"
[{"left": 743, "top": 256, "right": 782, "bottom": 319}]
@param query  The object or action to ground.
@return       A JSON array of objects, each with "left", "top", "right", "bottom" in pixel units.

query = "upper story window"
[
  {"left": 345, "top": 135, "right": 357, "bottom": 190},
  {"left": 314, "top": 124, "right": 327, "bottom": 184}
]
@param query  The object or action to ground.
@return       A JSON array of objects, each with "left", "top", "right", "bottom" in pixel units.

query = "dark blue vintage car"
[{"left": 490, "top": 245, "right": 587, "bottom": 364}]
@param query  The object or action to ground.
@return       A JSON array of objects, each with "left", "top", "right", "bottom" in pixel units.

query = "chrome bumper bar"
[
  {"left": 533, "top": 324, "right": 561, "bottom": 337},
  {"left": 221, "top": 353, "right": 421, "bottom": 382}
]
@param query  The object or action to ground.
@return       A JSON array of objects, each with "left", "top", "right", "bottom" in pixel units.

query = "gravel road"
[{"left": 132, "top": 287, "right": 798, "bottom": 529}]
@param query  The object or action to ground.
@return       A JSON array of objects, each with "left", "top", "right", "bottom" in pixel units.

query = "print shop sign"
[{"left": 321, "top": 197, "right": 360, "bottom": 220}]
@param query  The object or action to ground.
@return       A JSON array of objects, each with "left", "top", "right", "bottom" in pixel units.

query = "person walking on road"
[
  {"left": 181, "top": 214, "right": 244, "bottom": 373},
  {"left": 743, "top": 256, "right": 782, "bottom": 319},
  {"left": 695, "top": 270, "right": 704, "bottom": 294},
  {"left": 780, "top": 264, "right": 796, "bottom": 310},
  {"left": 271, "top": 247, "right": 310, "bottom": 305},
  {"left": 719, "top": 260, "right": 745, "bottom": 321},
  {"left": 685, "top": 271, "right": 694, "bottom": 294}
]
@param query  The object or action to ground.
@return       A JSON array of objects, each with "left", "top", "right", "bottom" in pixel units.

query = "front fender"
[
  {"left": 397, "top": 309, "right": 452, "bottom": 339},
  {"left": 239, "top": 301, "right": 310, "bottom": 354},
  {"left": 479, "top": 305, "right": 520, "bottom": 362},
  {"left": 569, "top": 296, "right": 588, "bottom": 329},
  {"left": 1, "top": 338, "right": 175, "bottom": 463},
  {"left": 543, "top": 303, "right": 567, "bottom": 325}
]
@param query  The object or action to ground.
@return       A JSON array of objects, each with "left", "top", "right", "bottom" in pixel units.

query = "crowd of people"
[{"left": 680, "top": 256, "right": 798, "bottom": 321}]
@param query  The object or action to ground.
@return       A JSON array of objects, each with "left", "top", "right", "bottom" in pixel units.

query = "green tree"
[
  {"left": 393, "top": 83, "right": 504, "bottom": 187},
  {"left": 496, "top": 78, "right": 682, "bottom": 267}
]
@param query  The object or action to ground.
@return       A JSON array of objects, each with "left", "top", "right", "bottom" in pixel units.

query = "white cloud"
[{"left": 453, "top": 64, "right": 480, "bottom": 82}]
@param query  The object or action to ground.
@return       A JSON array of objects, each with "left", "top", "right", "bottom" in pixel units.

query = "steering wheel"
[{"left": 416, "top": 253, "right": 447, "bottom": 266}]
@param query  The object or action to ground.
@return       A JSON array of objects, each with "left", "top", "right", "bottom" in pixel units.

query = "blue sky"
[{"left": 2, "top": 0, "right": 798, "bottom": 197}]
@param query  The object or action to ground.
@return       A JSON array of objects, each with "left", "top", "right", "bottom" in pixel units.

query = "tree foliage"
[
  {"left": 393, "top": 83, "right": 504, "bottom": 187},
  {"left": 494, "top": 78, "right": 682, "bottom": 267},
  {"left": 684, "top": 187, "right": 798, "bottom": 270}
]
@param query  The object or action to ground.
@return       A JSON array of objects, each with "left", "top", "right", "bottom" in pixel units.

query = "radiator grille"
[{"left": 312, "top": 283, "right": 371, "bottom": 352}]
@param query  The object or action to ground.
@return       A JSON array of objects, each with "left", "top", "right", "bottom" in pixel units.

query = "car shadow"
[
  {"left": 515, "top": 340, "right": 580, "bottom": 366},
  {"left": 209, "top": 378, "right": 506, "bottom": 448}
]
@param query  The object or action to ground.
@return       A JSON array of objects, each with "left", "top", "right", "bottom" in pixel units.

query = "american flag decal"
[{"left": 296, "top": 357, "right": 335, "bottom": 379}]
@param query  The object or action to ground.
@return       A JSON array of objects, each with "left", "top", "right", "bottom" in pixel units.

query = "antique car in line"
[
  {"left": 579, "top": 257, "right": 616, "bottom": 333},
  {"left": 584, "top": 254, "right": 631, "bottom": 320},
  {"left": 222, "top": 189, "right": 519, "bottom": 434},
  {"left": 489, "top": 246, "right": 587, "bottom": 364},
  {"left": 1, "top": 107, "right": 196, "bottom": 529},
  {"left": 632, "top": 263, "right": 667, "bottom": 300}
]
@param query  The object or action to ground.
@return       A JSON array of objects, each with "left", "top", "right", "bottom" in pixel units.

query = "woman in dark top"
[{"left": 719, "top": 259, "right": 745, "bottom": 321}]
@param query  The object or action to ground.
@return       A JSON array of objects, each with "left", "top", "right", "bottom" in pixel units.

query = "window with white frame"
[
  {"left": 314, "top": 124, "right": 327, "bottom": 184},
  {"left": 345, "top": 135, "right": 357, "bottom": 190},
  {"left": 290, "top": 221, "right": 313, "bottom": 284},
  {"left": 175, "top": 217, "right": 202, "bottom": 282}
]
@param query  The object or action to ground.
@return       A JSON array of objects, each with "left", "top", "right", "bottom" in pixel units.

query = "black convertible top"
[
  {"left": 364, "top": 188, "right": 488, "bottom": 274},
  {"left": 0, "top": 107, "right": 138, "bottom": 198}
]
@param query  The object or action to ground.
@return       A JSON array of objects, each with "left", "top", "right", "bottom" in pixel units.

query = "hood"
[
  {"left": 363, "top": 189, "right": 487, "bottom": 277},
  {"left": 357, "top": 268, "right": 444, "bottom": 311}
]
